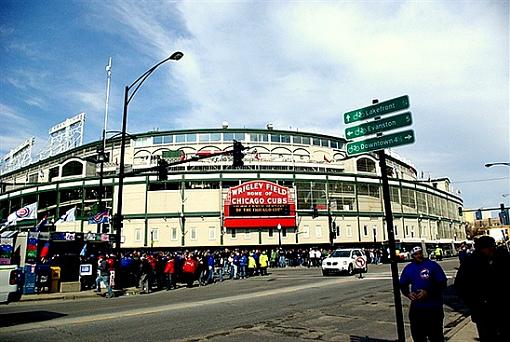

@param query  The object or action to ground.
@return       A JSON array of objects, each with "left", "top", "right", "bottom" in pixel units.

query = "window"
[
  {"left": 186, "top": 134, "right": 196, "bottom": 142},
  {"left": 198, "top": 133, "right": 209, "bottom": 142},
  {"left": 190, "top": 227, "right": 197, "bottom": 240},
  {"left": 330, "top": 140, "right": 339, "bottom": 149},
  {"left": 224, "top": 132, "right": 246, "bottom": 141},
  {"left": 405, "top": 225, "right": 409, "bottom": 236},
  {"left": 363, "top": 225, "right": 368, "bottom": 236},
  {"left": 153, "top": 136, "right": 164, "bottom": 144},
  {"left": 282, "top": 228, "right": 287, "bottom": 237},
  {"left": 268, "top": 228, "right": 273, "bottom": 237},
  {"left": 134, "top": 137, "right": 151, "bottom": 147},
  {"left": 175, "top": 134, "right": 186, "bottom": 143},
  {"left": 402, "top": 188, "right": 417, "bottom": 209},
  {"left": 357, "top": 183, "right": 380, "bottom": 198},
  {"left": 346, "top": 225, "right": 352, "bottom": 237},
  {"left": 312, "top": 138, "right": 321, "bottom": 146},
  {"left": 62, "top": 161, "right": 83, "bottom": 177},
  {"left": 208, "top": 226, "right": 216, "bottom": 240},
  {"left": 49, "top": 167, "right": 59, "bottom": 181},
  {"left": 357, "top": 158, "right": 377, "bottom": 173},
  {"left": 249, "top": 133, "right": 267, "bottom": 142},
  {"left": 394, "top": 225, "right": 398, "bottom": 236},
  {"left": 171, "top": 227, "right": 177, "bottom": 241},
  {"left": 135, "top": 229, "right": 142, "bottom": 242},
  {"left": 390, "top": 186, "right": 400, "bottom": 203},
  {"left": 315, "top": 225, "right": 322, "bottom": 238},
  {"left": 150, "top": 228, "right": 159, "bottom": 241},
  {"left": 231, "top": 229, "right": 237, "bottom": 239},
  {"left": 335, "top": 224, "right": 340, "bottom": 237}
]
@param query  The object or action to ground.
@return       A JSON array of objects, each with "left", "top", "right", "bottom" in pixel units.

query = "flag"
[
  {"left": 34, "top": 214, "right": 48, "bottom": 232},
  {"left": 79, "top": 243, "right": 87, "bottom": 257},
  {"left": 5, "top": 202, "right": 38, "bottom": 227},
  {"left": 88, "top": 210, "right": 109, "bottom": 224},
  {"left": 40, "top": 241, "right": 50, "bottom": 258},
  {"left": 55, "top": 207, "right": 77, "bottom": 225}
]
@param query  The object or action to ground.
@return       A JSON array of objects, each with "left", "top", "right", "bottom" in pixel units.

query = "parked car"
[
  {"left": 321, "top": 248, "right": 368, "bottom": 276},
  {"left": 0, "top": 264, "right": 23, "bottom": 304}
]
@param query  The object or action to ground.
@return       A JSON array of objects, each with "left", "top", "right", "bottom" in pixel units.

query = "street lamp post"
[
  {"left": 485, "top": 162, "right": 510, "bottom": 168},
  {"left": 277, "top": 223, "right": 282, "bottom": 248},
  {"left": 114, "top": 52, "right": 183, "bottom": 257}
]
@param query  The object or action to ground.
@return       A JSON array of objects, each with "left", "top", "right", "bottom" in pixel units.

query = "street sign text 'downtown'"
[
  {"left": 344, "top": 95, "right": 410, "bottom": 124},
  {"left": 346, "top": 130, "right": 415, "bottom": 156},
  {"left": 345, "top": 112, "right": 412, "bottom": 139}
]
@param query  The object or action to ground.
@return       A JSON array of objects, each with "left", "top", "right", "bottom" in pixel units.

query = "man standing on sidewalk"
[
  {"left": 454, "top": 235, "right": 510, "bottom": 342},
  {"left": 400, "top": 246, "right": 448, "bottom": 342},
  {"left": 95, "top": 256, "right": 113, "bottom": 298}
]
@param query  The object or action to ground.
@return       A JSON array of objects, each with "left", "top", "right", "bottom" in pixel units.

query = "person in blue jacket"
[{"left": 399, "top": 246, "right": 447, "bottom": 342}]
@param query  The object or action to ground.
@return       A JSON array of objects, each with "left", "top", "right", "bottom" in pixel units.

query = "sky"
[{"left": 0, "top": 0, "right": 509, "bottom": 211}]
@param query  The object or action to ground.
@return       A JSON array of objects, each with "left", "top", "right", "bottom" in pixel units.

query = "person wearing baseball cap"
[
  {"left": 454, "top": 235, "right": 510, "bottom": 341},
  {"left": 399, "top": 245, "right": 447, "bottom": 342}
]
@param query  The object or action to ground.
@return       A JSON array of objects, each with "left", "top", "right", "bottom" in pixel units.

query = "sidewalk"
[
  {"left": 18, "top": 284, "right": 479, "bottom": 341},
  {"left": 19, "top": 287, "right": 140, "bottom": 302},
  {"left": 445, "top": 316, "right": 478, "bottom": 341}
]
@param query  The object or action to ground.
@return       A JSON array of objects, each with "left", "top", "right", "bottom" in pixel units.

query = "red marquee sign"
[{"left": 224, "top": 180, "right": 296, "bottom": 228}]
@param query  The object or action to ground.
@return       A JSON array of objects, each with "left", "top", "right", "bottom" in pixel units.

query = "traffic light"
[
  {"left": 500, "top": 203, "right": 509, "bottom": 225},
  {"left": 475, "top": 209, "right": 482, "bottom": 220},
  {"left": 329, "top": 221, "right": 337, "bottom": 243},
  {"left": 232, "top": 140, "right": 245, "bottom": 168},
  {"left": 157, "top": 159, "right": 168, "bottom": 181}
]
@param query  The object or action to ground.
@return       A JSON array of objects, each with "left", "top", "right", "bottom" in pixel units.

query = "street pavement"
[{"left": 7, "top": 260, "right": 478, "bottom": 341}]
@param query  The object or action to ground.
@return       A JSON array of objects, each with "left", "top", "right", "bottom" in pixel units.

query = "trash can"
[
  {"left": 50, "top": 266, "right": 61, "bottom": 293},
  {"left": 36, "top": 264, "right": 51, "bottom": 293}
]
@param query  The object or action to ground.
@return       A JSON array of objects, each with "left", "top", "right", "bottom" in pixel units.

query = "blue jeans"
[
  {"left": 95, "top": 275, "right": 113, "bottom": 297},
  {"left": 239, "top": 265, "right": 246, "bottom": 278}
]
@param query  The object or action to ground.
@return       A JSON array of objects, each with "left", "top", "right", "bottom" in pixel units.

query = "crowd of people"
[
  {"left": 79, "top": 247, "right": 332, "bottom": 293},
  {"left": 79, "top": 246, "right": 393, "bottom": 295}
]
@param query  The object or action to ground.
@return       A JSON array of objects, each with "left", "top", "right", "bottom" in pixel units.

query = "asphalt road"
[{"left": 0, "top": 259, "right": 466, "bottom": 342}]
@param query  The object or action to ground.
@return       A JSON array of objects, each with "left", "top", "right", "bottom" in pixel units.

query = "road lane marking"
[{"left": 3, "top": 269, "right": 456, "bottom": 333}]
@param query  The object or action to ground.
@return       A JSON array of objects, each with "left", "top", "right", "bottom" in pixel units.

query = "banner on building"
[{"left": 223, "top": 180, "right": 296, "bottom": 228}]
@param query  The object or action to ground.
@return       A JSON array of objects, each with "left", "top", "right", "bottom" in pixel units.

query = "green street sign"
[
  {"left": 345, "top": 112, "right": 412, "bottom": 139},
  {"left": 344, "top": 95, "right": 410, "bottom": 124},
  {"left": 162, "top": 150, "right": 184, "bottom": 160},
  {"left": 346, "top": 129, "right": 415, "bottom": 156}
]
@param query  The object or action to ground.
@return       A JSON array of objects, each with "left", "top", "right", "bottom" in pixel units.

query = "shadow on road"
[{"left": 0, "top": 311, "right": 67, "bottom": 327}]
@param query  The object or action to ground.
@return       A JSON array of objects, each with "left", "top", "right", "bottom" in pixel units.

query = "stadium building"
[{"left": 0, "top": 126, "right": 466, "bottom": 253}]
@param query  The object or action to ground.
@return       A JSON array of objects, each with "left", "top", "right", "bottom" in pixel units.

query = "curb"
[{"left": 445, "top": 314, "right": 471, "bottom": 340}]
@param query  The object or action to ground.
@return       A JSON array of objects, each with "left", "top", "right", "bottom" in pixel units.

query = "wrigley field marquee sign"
[{"left": 223, "top": 180, "right": 296, "bottom": 228}]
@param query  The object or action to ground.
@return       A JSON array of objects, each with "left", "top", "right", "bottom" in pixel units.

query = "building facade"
[{"left": 0, "top": 127, "right": 466, "bottom": 250}]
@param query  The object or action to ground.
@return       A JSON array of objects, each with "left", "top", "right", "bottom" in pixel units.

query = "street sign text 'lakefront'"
[{"left": 343, "top": 95, "right": 410, "bottom": 124}]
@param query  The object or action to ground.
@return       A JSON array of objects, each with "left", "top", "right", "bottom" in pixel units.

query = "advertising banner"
[{"left": 224, "top": 180, "right": 296, "bottom": 228}]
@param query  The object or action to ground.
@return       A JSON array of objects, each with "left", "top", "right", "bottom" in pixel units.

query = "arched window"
[
  {"left": 357, "top": 158, "right": 376, "bottom": 173},
  {"left": 61, "top": 160, "right": 84, "bottom": 177}
]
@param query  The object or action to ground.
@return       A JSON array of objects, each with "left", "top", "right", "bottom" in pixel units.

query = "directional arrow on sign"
[
  {"left": 344, "top": 112, "right": 413, "bottom": 139},
  {"left": 346, "top": 129, "right": 416, "bottom": 156},
  {"left": 344, "top": 95, "right": 410, "bottom": 124}
]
